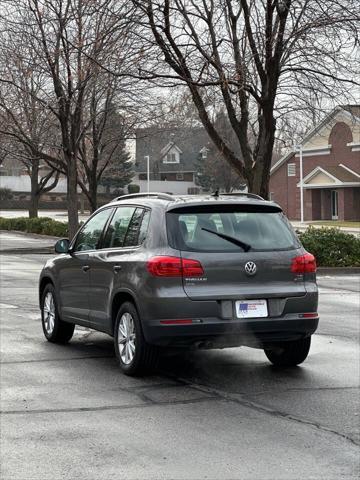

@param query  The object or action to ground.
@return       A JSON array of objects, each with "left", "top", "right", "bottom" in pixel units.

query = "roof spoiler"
[{"left": 112, "top": 192, "right": 174, "bottom": 202}]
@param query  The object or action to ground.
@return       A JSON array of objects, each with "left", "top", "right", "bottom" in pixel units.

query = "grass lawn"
[{"left": 311, "top": 221, "right": 360, "bottom": 228}]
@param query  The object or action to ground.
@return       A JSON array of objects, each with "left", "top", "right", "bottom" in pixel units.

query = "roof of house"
[
  {"left": 342, "top": 105, "right": 360, "bottom": 119},
  {"left": 299, "top": 164, "right": 360, "bottom": 187},
  {"left": 271, "top": 104, "right": 360, "bottom": 175},
  {"left": 324, "top": 165, "right": 360, "bottom": 183},
  {"left": 135, "top": 127, "right": 213, "bottom": 173}
]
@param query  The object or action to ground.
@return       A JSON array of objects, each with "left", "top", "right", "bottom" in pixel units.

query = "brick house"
[
  {"left": 270, "top": 105, "right": 360, "bottom": 221},
  {"left": 135, "top": 126, "right": 214, "bottom": 195}
]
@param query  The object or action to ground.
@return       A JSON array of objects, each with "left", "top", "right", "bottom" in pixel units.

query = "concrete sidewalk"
[{"left": 0, "top": 209, "right": 90, "bottom": 224}]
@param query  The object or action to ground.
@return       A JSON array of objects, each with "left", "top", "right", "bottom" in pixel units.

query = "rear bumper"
[{"left": 143, "top": 315, "right": 319, "bottom": 348}]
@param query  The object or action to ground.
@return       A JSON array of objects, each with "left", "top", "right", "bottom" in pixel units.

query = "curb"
[{"left": 317, "top": 267, "right": 360, "bottom": 275}]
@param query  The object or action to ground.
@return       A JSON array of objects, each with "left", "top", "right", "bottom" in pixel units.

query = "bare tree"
[
  {"left": 0, "top": 0, "right": 136, "bottom": 237},
  {"left": 0, "top": 48, "right": 59, "bottom": 217},
  {"left": 76, "top": 73, "right": 136, "bottom": 212},
  {"left": 131, "top": 0, "right": 359, "bottom": 198}
]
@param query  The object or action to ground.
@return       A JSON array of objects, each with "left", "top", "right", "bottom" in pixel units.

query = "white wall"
[
  {"left": 137, "top": 180, "right": 197, "bottom": 195},
  {"left": 0, "top": 175, "right": 68, "bottom": 193}
]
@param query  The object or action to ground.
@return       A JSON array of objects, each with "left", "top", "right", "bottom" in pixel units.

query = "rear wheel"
[
  {"left": 114, "top": 302, "right": 159, "bottom": 376},
  {"left": 41, "top": 284, "right": 74, "bottom": 343},
  {"left": 264, "top": 337, "right": 311, "bottom": 367}
]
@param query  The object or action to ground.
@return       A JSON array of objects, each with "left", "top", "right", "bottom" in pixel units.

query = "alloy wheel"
[
  {"left": 43, "top": 292, "right": 55, "bottom": 335},
  {"left": 118, "top": 312, "right": 136, "bottom": 365}
]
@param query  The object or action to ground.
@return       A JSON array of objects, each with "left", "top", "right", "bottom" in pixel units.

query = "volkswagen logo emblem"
[{"left": 244, "top": 261, "right": 257, "bottom": 276}]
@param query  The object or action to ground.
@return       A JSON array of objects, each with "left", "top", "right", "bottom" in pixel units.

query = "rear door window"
[
  {"left": 102, "top": 207, "right": 150, "bottom": 249},
  {"left": 123, "top": 208, "right": 149, "bottom": 247},
  {"left": 167, "top": 206, "right": 299, "bottom": 252},
  {"left": 102, "top": 207, "right": 136, "bottom": 249}
]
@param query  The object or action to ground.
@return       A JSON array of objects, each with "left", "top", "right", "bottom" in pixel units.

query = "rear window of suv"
[{"left": 166, "top": 205, "right": 299, "bottom": 252}]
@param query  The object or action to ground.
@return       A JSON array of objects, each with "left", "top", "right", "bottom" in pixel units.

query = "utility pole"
[
  {"left": 144, "top": 155, "right": 150, "bottom": 193},
  {"left": 294, "top": 143, "right": 304, "bottom": 223},
  {"left": 299, "top": 144, "right": 304, "bottom": 223}
]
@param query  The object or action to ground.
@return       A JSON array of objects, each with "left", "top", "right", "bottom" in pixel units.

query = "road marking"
[{"left": 0, "top": 303, "right": 18, "bottom": 309}]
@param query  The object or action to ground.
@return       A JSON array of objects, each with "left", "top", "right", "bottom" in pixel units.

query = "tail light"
[
  {"left": 291, "top": 253, "right": 317, "bottom": 273},
  {"left": 147, "top": 256, "right": 204, "bottom": 277}
]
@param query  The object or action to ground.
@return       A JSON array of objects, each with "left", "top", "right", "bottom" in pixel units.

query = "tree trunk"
[
  {"left": 66, "top": 158, "right": 79, "bottom": 239},
  {"left": 247, "top": 110, "right": 276, "bottom": 199},
  {"left": 88, "top": 174, "right": 98, "bottom": 213},
  {"left": 29, "top": 160, "right": 39, "bottom": 218},
  {"left": 29, "top": 194, "right": 40, "bottom": 219}
]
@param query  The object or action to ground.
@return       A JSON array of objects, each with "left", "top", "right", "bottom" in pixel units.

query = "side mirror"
[{"left": 55, "top": 238, "right": 70, "bottom": 254}]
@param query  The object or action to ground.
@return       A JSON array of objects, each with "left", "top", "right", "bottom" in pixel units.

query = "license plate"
[{"left": 235, "top": 299, "right": 268, "bottom": 318}]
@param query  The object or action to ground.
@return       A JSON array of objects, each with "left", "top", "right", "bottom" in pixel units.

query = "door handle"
[
  {"left": 113, "top": 265, "right": 122, "bottom": 273},
  {"left": 82, "top": 265, "right": 90, "bottom": 272}
]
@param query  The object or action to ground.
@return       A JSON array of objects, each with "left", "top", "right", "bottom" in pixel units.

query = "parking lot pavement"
[
  {"left": 0, "top": 237, "right": 359, "bottom": 480},
  {"left": 0, "top": 231, "right": 58, "bottom": 253}
]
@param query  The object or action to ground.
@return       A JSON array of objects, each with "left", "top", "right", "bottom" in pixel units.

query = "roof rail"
[
  {"left": 220, "top": 192, "right": 264, "bottom": 200},
  {"left": 112, "top": 192, "right": 174, "bottom": 202}
]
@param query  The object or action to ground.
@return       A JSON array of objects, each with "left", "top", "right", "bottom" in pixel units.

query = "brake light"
[
  {"left": 291, "top": 253, "right": 317, "bottom": 273},
  {"left": 147, "top": 256, "right": 204, "bottom": 277},
  {"left": 182, "top": 258, "right": 204, "bottom": 277}
]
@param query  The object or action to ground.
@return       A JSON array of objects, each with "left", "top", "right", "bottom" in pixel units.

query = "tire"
[
  {"left": 264, "top": 336, "right": 311, "bottom": 367},
  {"left": 114, "top": 302, "right": 159, "bottom": 376},
  {"left": 41, "top": 283, "right": 74, "bottom": 343}
]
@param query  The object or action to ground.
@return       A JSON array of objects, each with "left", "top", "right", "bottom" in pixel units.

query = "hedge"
[
  {"left": 299, "top": 226, "right": 360, "bottom": 267},
  {"left": 0, "top": 217, "right": 68, "bottom": 237}
]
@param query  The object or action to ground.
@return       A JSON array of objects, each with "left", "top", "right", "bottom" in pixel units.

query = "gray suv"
[{"left": 39, "top": 193, "right": 319, "bottom": 375}]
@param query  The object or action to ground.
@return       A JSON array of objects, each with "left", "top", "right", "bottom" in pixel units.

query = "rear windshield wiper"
[{"left": 201, "top": 228, "right": 251, "bottom": 252}]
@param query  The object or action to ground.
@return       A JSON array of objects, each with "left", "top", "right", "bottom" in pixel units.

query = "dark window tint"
[
  {"left": 167, "top": 208, "right": 298, "bottom": 252},
  {"left": 102, "top": 207, "right": 136, "bottom": 249},
  {"left": 124, "top": 208, "right": 145, "bottom": 247},
  {"left": 74, "top": 208, "right": 113, "bottom": 252},
  {"left": 138, "top": 209, "right": 151, "bottom": 244}
]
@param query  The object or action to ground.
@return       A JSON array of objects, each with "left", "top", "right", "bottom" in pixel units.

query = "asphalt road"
[{"left": 0, "top": 233, "right": 359, "bottom": 480}]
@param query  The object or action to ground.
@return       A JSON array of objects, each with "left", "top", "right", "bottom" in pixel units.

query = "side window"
[
  {"left": 124, "top": 208, "right": 145, "bottom": 247},
  {"left": 102, "top": 207, "right": 136, "bottom": 249},
  {"left": 74, "top": 208, "right": 112, "bottom": 252},
  {"left": 138, "top": 209, "right": 151, "bottom": 245}
]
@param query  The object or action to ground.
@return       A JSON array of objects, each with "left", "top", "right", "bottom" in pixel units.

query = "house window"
[
  {"left": 164, "top": 149, "right": 180, "bottom": 163},
  {"left": 200, "top": 147, "right": 208, "bottom": 159},
  {"left": 176, "top": 173, "right": 184, "bottom": 181},
  {"left": 287, "top": 163, "right": 296, "bottom": 176}
]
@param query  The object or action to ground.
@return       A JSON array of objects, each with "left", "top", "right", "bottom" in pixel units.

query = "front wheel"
[
  {"left": 41, "top": 284, "right": 74, "bottom": 343},
  {"left": 114, "top": 302, "right": 159, "bottom": 376},
  {"left": 264, "top": 337, "right": 311, "bottom": 367}
]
